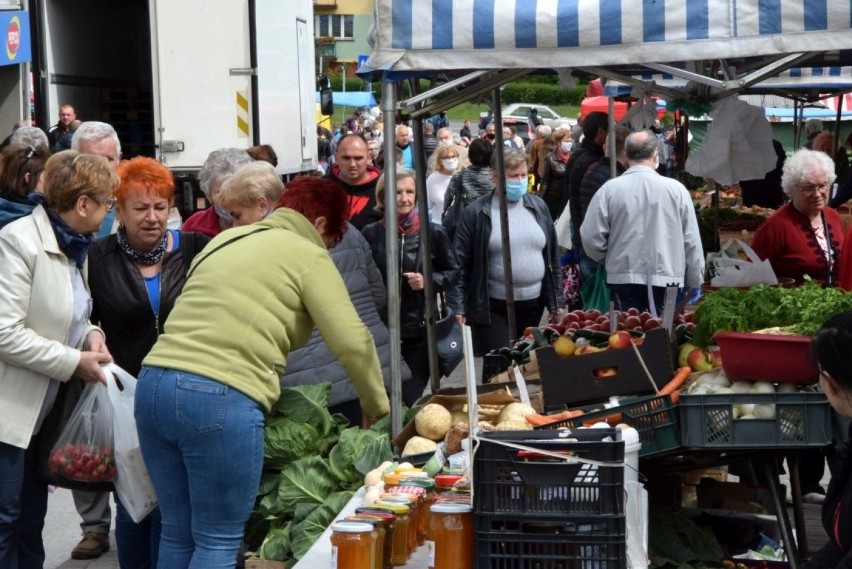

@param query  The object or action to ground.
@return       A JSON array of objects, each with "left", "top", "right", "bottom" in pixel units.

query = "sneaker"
[
  {"left": 71, "top": 531, "right": 110, "bottom": 560},
  {"left": 802, "top": 491, "right": 826, "bottom": 504}
]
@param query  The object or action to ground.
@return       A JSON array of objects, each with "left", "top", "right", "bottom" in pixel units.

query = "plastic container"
[
  {"left": 427, "top": 503, "right": 473, "bottom": 569},
  {"left": 713, "top": 332, "right": 818, "bottom": 384},
  {"left": 474, "top": 429, "right": 624, "bottom": 517},
  {"left": 679, "top": 391, "right": 831, "bottom": 449},
  {"left": 330, "top": 521, "right": 376, "bottom": 569},
  {"left": 474, "top": 513, "right": 626, "bottom": 568},
  {"left": 535, "top": 394, "right": 680, "bottom": 458}
]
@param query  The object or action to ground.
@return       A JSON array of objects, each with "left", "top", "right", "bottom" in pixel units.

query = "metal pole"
[
  {"left": 410, "top": 118, "right": 441, "bottom": 395},
  {"left": 608, "top": 97, "right": 617, "bottom": 179},
  {"left": 382, "top": 82, "right": 403, "bottom": 439},
  {"left": 493, "top": 89, "right": 516, "bottom": 338}
]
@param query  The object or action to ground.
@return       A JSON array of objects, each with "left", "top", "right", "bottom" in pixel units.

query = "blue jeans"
[
  {"left": 135, "top": 367, "right": 264, "bottom": 569},
  {"left": 609, "top": 284, "right": 666, "bottom": 316},
  {"left": 0, "top": 438, "right": 48, "bottom": 569},
  {"left": 115, "top": 495, "right": 161, "bottom": 569}
]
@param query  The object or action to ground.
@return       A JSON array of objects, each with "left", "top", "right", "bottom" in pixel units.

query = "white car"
[{"left": 480, "top": 103, "right": 574, "bottom": 131}]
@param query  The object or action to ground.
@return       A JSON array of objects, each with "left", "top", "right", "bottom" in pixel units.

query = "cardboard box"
[
  {"left": 392, "top": 388, "right": 519, "bottom": 450},
  {"left": 538, "top": 328, "right": 675, "bottom": 410},
  {"left": 682, "top": 466, "right": 728, "bottom": 486},
  {"left": 437, "top": 381, "right": 544, "bottom": 414},
  {"left": 488, "top": 349, "right": 540, "bottom": 384}
]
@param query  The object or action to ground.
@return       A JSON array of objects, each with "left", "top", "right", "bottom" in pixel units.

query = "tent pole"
[
  {"left": 410, "top": 117, "right": 442, "bottom": 395},
  {"left": 835, "top": 94, "right": 843, "bottom": 154},
  {"left": 383, "top": 81, "right": 404, "bottom": 438},
  {"left": 493, "top": 89, "right": 516, "bottom": 339},
  {"left": 608, "top": 97, "right": 616, "bottom": 179}
]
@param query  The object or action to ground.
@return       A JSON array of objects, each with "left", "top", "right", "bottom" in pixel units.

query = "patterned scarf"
[
  {"left": 28, "top": 193, "right": 93, "bottom": 269},
  {"left": 116, "top": 225, "right": 168, "bottom": 265},
  {"left": 382, "top": 210, "right": 421, "bottom": 236}
]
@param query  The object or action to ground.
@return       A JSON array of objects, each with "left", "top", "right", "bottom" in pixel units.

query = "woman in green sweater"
[{"left": 136, "top": 176, "right": 389, "bottom": 569}]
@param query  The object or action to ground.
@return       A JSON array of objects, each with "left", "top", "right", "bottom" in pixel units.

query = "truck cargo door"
[
  {"left": 254, "top": 0, "right": 317, "bottom": 175},
  {"left": 150, "top": 0, "right": 253, "bottom": 171}
]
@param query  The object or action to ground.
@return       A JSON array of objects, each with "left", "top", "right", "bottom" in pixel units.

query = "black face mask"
[{"left": 486, "top": 133, "right": 495, "bottom": 140}]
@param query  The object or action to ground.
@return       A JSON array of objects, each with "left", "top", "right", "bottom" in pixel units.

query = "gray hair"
[
  {"left": 535, "top": 125, "right": 552, "bottom": 138},
  {"left": 10, "top": 126, "right": 49, "bottom": 148},
  {"left": 491, "top": 147, "right": 529, "bottom": 171},
  {"left": 781, "top": 148, "right": 837, "bottom": 197},
  {"left": 216, "top": 161, "right": 284, "bottom": 208},
  {"left": 805, "top": 118, "right": 824, "bottom": 137},
  {"left": 625, "top": 130, "right": 658, "bottom": 161},
  {"left": 71, "top": 121, "right": 122, "bottom": 158},
  {"left": 375, "top": 167, "right": 415, "bottom": 213},
  {"left": 198, "top": 147, "right": 254, "bottom": 199}
]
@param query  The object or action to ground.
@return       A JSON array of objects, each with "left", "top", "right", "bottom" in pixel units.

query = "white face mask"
[
  {"left": 441, "top": 158, "right": 459, "bottom": 171},
  {"left": 561, "top": 141, "right": 573, "bottom": 152}
]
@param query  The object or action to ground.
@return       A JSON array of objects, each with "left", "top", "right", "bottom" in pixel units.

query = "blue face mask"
[{"left": 505, "top": 179, "right": 528, "bottom": 202}]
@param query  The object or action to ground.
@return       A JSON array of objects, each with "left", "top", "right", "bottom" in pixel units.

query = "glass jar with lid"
[
  {"left": 330, "top": 521, "right": 375, "bottom": 569},
  {"left": 427, "top": 503, "right": 473, "bottom": 569}
]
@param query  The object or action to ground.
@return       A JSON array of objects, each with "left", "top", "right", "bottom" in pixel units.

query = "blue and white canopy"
[{"left": 367, "top": 0, "right": 852, "bottom": 75}]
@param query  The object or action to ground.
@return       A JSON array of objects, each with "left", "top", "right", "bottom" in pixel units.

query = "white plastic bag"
[
  {"left": 104, "top": 363, "right": 158, "bottom": 523},
  {"left": 554, "top": 206, "right": 572, "bottom": 250},
  {"left": 710, "top": 239, "right": 778, "bottom": 287}
]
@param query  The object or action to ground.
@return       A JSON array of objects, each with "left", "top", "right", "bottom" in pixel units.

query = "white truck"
[{"left": 31, "top": 0, "right": 318, "bottom": 214}]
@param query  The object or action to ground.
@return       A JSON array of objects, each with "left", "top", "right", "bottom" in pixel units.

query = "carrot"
[
  {"left": 525, "top": 409, "right": 584, "bottom": 427},
  {"left": 581, "top": 412, "right": 623, "bottom": 427},
  {"left": 660, "top": 366, "right": 691, "bottom": 404}
]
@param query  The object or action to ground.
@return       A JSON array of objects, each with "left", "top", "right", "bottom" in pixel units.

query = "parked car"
[{"left": 480, "top": 104, "right": 574, "bottom": 132}]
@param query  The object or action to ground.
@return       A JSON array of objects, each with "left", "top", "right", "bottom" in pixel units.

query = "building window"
[{"left": 315, "top": 14, "right": 354, "bottom": 40}]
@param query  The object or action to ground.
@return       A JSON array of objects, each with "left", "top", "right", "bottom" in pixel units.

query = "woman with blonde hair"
[
  {"left": 426, "top": 143, "right": 463, "bottom": 220},
  {"left": 214, "top": 161, "right": 285, "bottom": 227}
]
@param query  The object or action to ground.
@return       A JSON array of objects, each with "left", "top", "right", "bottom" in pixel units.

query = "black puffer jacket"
[
  {"left": 452, "top": 192, "right": 564, "bottom": 325},
  {"left": 538, "top": 151, "right": 570, "bottom": 220},
  {"left": 88, "top": 231, "right": 209, "bottom": 376},
  {"left": 361, "top": 220, "right": 461, "bottom": 339},
  {"left": 282, "top": 224, "right": 411, "bottom": 406},
  {"left": 801, "top": 442, "right": 852, "bottom": 568},
  {"left": 578, "top": 157, "right": 627, "bottom": 226}
]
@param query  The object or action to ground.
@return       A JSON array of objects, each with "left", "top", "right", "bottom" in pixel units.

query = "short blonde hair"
[
  {"left": 215, "top": 161, "right": 284, "bottom": 209},
  {"left": 43, "top": 150, "right": 119, "bottom": 213}
]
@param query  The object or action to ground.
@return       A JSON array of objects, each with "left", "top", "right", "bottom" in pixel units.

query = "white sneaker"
[{"left": 802, "top": 491, "right": 826, "bottom": 503}]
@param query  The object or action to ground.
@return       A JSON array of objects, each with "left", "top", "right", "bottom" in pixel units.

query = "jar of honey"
[
  {"left": 402, "top": 478, "right": 436, "bottom": 540},
  {"left": 330, "top": 521, "right": 376, "bottom": 569},
  {"left": 353, "top": 509, "right": 396, "bottom": 569},
  {"left": 434, "top": 474, "right": 462, "bottom": 493},
  {"left": 345, "top": 516, "right": 385, "bottom": 569},
  {"left": 371, "top": 501, "right": 410, "bottom": 566},
  {"left": 427, "top": 503, "right": 473, "bottom": 569},
  {"left": 380, "top": 496, "right": 417, "bottom": 554}
]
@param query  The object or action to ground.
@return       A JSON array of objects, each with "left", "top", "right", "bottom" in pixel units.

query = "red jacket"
[{"left": 182, "top": 207, "right": 222, "bottom": 238}]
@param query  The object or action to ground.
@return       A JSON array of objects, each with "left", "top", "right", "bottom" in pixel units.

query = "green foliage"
[
  {"left": 247, "top": 383, "right": 394, "bottom": 563},
  {"left": 501, "top": 83, "right": 586, "bottom": 106}
]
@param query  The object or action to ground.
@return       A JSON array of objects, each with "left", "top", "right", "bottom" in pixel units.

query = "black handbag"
[{"left": 435, "top": 307, "right": 464, "bottom": 377}]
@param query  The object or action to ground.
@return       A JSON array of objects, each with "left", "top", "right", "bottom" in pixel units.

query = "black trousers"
[{"left": 471, "top": 296, "right": 545, "bottom": 357}]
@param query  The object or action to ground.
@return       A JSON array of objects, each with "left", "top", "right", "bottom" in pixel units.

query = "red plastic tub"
[{"left": 713, "top": 332, "right": 817, "bottom": 384}]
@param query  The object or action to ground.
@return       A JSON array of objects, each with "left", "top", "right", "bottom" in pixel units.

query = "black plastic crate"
[
  {"left": 680, "top": 391, "right": 831, "bottom": 449},
  {"left": 535, "top": 394, "right": 681, "bottom": 458},
  {"left": 474, "top": 429, "right": 624, "bottom": 517},
  {"left": 475, "top": 513, "right": 626, "bottom": 569}
]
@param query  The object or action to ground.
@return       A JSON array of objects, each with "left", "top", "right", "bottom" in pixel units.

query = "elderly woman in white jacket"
[{"left": 0, "top": 150, "right": 118, "bottom": 568}]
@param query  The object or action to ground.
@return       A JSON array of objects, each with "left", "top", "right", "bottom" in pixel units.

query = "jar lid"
[
  {"left": 434, "top": 474, "right": 462, "bottom": 486},
  {"left": 344, "top": 515, "right": 380, "bottom": 526},
  {"left": 372, "top": 501, "right": 410, "bottom": 514},
  {"left": 430, "top": 503, "right": 473, "bottom": 514},
  {"left": 354, "top": 508, "right": 397, "bottom": 521},
  {"left": 381, "top": 496, "right": 415, "bottom": 505},
  {"left": 331, "top": 521, "right": 374, "bottom": 533},
  {"left": 398, "top": 470, "right": 427, "bottom": 478},
  {"left": 383, "top": 473, "right": 402, "bottom": 486},
  {"left": 400, "top": 478, "right": 435, "bottom": 489}
]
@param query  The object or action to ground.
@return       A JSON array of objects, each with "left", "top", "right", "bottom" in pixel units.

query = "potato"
[{"left": 402, "top": 436, "right": 438, "bottom": 457}]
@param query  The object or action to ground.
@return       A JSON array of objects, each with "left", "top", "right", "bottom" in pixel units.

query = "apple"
[
  {"left": 593, "top": 367, "right": 618, "bottom": 378},
  {"left": 589, "top": 323, "right": 603, "bottom": 332},
  {"left": 616, "top": 322, "right": 625, "bottom": 331},
  {"left": 585, "top": 309, "right": 601, "bottom": 320},
  {"left": 608, "top": 331, "right": 632, "bottom": 350},
  {"left": 684, "top": 311, "right": 695, "bottom": 323},
  {"left": 624, "top": 316, "right": 642, "bottom": 329},
  {"left": 561, "top": 313, "right": 579, "bottom": 326},
  {"left": 626, "top": 307, "right": 640, "bottom": 317},
  {"left": 686, "top": 347, "right": 714, "bottom": 372},
  {"left": 598, "top": 317, "right": 610, "bottom": 330},
  {"left": 643, "top": 318, "right": 662, "bottom": 330},
  {"left": 678, "top": 342, "right": 699, "bottom": 368},
  {"left": 575, "top": 345, "right": 601, "bottom": 355},
  {"left": 638, "top": 312, "right": 652, "bottom": 324},
  {"left": 709, "top": 348, "right": 723, "bottom": 368},
  {"left": 553, "top": 336, "right": 576, "bottom": 358},
  {"left": 582, "top": 320, "right": 596, "bottom": 328},
  {"left": 570, "top": 309, "right": 586, "bottom": 320}
]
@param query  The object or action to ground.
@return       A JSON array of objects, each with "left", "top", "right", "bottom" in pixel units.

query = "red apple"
[
  {"left": 575, "top": 345, "right": 601, "bottom": 355},
  {"left": 627, "top": 307, "right": 640, "bottom": 317},
  {"left": 561, "top": 313, "right": 580, "bottom": 326},
  {"left": 583, "top": 320, "right": 596, "bottom": 328},
  {"left": 686, "top": 347, "right": 714, "bottom": 372},
  {"left": 638, "top": 312, "right": 652, "bottom": 324},
  {"left": 608, "top": 331, "right": 632, "bottom": 350},
  {"left": 709, "top": 347, "right": 723, "bottom": 368},
  {"left": 624, "top": 316, "right": 642, "bottom": 329},
  {"left": 598, "top": 317, "right": 610, "bottom": 330},
  {"left": 585, "top": 309, "right": 601, "bottom": 320},
  {"left": 643, "top": 317, "right": 662, "bottom": 330}
]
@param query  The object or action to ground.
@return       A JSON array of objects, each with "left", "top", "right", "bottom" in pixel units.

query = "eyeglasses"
[
  {"left": 102, "top": 196, "right": 117, "bottom": 211},
  {"left": 800, "top": 182, "right": 830, "bottom": 196}
]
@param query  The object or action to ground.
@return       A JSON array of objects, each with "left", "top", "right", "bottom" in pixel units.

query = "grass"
[{"left": 444, "top": 102, "right": 581, "bottom": 122}]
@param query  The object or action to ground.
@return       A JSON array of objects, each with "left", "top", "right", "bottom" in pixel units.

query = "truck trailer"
[{"left": 30, "top": 0, "right": 318, "bottom": 215}]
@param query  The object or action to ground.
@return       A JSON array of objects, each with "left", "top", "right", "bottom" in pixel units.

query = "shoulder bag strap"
[{"left": 185, "top": 227, "right": 271, "bottom": 280}]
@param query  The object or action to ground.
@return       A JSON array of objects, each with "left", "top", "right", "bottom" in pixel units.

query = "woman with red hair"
[
  {"left": 135, "top": 175, "right": 389, "bottom": 568},
  {"left": 86, "top": 156, "right": 210, "bottom": 568}
]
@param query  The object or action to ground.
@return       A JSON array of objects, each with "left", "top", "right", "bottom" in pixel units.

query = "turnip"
[
  {"left": 415, "top": 403, "right": 452, "bottom": 441},
  {"left": 497, "top": 402, "right": 537, "bottom": 425},
  {"left": 753, "top": 404, "right": 776, "bottom": 419},
  {"left": 730, "top": 381, "right": 753, "bottom": 394},
  {"left": 401, "top": 436, "right": 438, "bottom": 457},
  {"left": 749, "top": 381, "right": 776, "bottom": 394}
]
